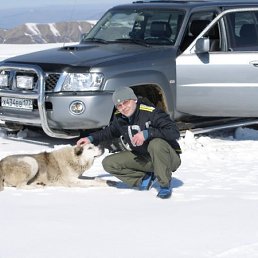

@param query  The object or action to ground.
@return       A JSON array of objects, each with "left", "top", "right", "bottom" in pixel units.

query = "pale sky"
[
  {"left": 0, "top": 0, "right": 132, "bottom": 28},
  {"left": 2, "top": 0, "right": 257, "bottom": 10},
  {"left": 2, "top": 0, "right": 131, "bottom": 9}
]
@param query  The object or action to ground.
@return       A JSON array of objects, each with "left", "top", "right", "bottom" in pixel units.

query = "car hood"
[{"left": 4, "top": 43, "right": 176, "bottom": 73}]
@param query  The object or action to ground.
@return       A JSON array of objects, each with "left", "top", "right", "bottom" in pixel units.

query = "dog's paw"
[
  {"left": 94, "top": 178, "right": 117, "bottom": 187},
  {"left": 36, "top": 182, "right": 46, "bottom": 186}
]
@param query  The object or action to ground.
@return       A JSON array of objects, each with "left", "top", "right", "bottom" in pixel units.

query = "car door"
[{"left": 176, "top": 8, "right": 258, "bottom": 118}]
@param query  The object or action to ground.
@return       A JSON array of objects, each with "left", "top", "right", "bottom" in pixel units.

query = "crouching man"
[{"left": 77, "top": 87, "right": 181, "bottom": 199}]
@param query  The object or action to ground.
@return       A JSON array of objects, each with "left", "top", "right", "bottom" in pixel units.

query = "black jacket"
[{"left": 90, "top": 98, "right": 181, "bottom": 155}]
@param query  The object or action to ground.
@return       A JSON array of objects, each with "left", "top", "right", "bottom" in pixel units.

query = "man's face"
[{"left": 116, "top": 99, "right": 137, "bottom": 117}]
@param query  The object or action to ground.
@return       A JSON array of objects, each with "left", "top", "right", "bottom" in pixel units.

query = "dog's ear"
[{"left": 74, "top": 146, "right": 83, "bottom": 156}]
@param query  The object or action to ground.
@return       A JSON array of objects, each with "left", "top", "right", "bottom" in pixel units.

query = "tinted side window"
[
  {"left": 180, "top": 11, "right": 217, "bottom": 52},
  {"left": 226, "top": 11, "right": 258, "bottom": 50},
  {"left": 144, "top": 11, "right": 184, "bottom": 43}
]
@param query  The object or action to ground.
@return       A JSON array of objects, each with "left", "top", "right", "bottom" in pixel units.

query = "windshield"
[{"left": 82, "top": 9, "right": 185, "bottom": 45}]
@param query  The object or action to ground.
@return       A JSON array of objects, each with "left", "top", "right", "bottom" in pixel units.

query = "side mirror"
[{"left": 195, "top": 38, "right": 210, "bottom": 53}]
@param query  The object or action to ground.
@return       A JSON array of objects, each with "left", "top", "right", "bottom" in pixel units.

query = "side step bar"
[{"left": 180, "top": 118, "right": 258, "bottom": 136}]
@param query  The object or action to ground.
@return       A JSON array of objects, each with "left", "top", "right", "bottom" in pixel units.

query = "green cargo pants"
[{"left": 102, "top": 138, "right": 181, "bottom": 188}]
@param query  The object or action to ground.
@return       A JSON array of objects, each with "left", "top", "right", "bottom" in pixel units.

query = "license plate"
[{"left": 1, "top": 97, "right": 33, "bottom": 110}]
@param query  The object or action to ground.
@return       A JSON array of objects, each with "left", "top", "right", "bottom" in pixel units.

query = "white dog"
[{"left": 0, "top": 144, "right": 114, "bottom": 191}]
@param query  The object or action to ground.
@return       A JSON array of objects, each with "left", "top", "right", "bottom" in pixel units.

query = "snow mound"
[{"left": 234, "top": 126, "right": 258, "bottom": 140}]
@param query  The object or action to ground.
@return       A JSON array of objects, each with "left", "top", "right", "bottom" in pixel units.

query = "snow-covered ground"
[
  {"left": 0, "top": 127, "right": 258, "bottom": 258},
  {"left": 1, "top": 44, "right": 258, "bottom": 258}
]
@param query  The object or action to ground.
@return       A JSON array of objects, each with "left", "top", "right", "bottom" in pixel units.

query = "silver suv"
[{"left": 1, "top": 0, "right": 258, "bottom": 138}]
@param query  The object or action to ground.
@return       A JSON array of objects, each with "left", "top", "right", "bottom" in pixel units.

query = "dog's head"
[
  {"left": 75, "top": 143, "right": 104, "bottom": 157},
  {"left": 74, "top": 143, "right": 104, "bottom": 168}
]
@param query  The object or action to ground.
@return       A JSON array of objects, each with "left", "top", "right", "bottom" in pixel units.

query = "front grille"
[{"left": 45, "top": 73, "right": 61, "bottom": 91}]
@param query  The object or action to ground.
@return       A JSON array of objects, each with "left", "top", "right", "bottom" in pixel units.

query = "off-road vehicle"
[{"left": 1, "top": 0, "right": 258, "bottom": 138}]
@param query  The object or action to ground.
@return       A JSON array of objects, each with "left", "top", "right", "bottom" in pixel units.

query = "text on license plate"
[{"left": 1, "top": 97, "right": 33, "bottom": 110}]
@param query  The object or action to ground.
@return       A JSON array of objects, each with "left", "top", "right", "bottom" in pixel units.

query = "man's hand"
[
  {"left": 76, "top": 137, "right": 91, "bottom": 146},
  {"left": 132, "top": 131, "right": 145, "bottom": 146}
]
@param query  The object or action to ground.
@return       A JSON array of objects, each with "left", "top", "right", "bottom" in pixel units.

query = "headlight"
[{"left": 62, "top": 73, "right": 104, "bottom": 91}]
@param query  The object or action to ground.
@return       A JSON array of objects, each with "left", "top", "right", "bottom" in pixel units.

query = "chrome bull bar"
[{"left": 0, "top": 63, "right": 79, "bottom": 139}]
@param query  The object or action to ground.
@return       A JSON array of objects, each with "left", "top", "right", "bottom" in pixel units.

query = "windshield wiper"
[
  {"left": 82, "top": 38, "right": 109, "bottom": 44},
  {"left": 113, "top": 38, "right": 150, "bottom": 47}
]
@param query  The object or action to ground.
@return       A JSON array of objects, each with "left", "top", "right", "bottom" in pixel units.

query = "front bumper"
[{"left": 0, "top": 64, "right": 114, "bottom": 138}]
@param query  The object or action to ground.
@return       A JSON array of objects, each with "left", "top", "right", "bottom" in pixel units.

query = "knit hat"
[{"left": 112, "top": 87, "right": 137, "bottom": 106}]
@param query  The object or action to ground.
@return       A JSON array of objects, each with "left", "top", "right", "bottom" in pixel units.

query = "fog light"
[
  {"left": 69, "top": 101, "right": 85, "bottom": 115},
  {"left": 16, "top": 76, "right": 34, "bottom": 89},
  {"left": 0, "top": 74, "right": 8, "bottom": 87}
]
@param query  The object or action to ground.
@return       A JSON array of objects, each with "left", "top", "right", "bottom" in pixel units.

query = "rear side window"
[{"left": 226, "top": 11, "right": 258, "bottom": 50}]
